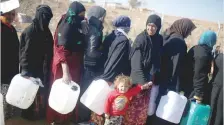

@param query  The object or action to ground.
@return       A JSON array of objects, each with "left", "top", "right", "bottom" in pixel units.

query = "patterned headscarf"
[
  {"left": 65, "top": 1, "right": 85, "bottom": 24},
  {"left": 57, "top": 1, "right": 86, "bottom": 49}
]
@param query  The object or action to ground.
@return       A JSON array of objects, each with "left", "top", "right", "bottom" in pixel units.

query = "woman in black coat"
[
  {"left": 124, "top": 14, "right": 163, "bottom": 125},
  {"left": 154, "top": 18, "right": 196, "bottom": 125},
  {"left": 90, "top": 15, "right": 132, "bottom": 125},
  {"left": 159, "top": 18, "right": 196, "bottom": 96},
  {"left": 19, "top": 5, "right": 53, "bottom": 120},
  {"left": 1, "top": 8, "right": 20, "bottom": 120},
  {"left": 100, "top": 15, "right": 132, "bottom": 83},
  {"left": 209, "top": 47, "right": 223, "bottom": 125},
  {"left": 182, "top": 30, "right": 217, "bottom": 104},
  {"left": 78, "top": 6, "right": 106, "bottom": 123}
]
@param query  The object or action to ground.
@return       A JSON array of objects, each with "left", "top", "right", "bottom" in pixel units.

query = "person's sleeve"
[
  {"left": 46, "top": 33, "right": 54, "bottom": 62},
  {"left": 43, "top": 33, "right": 54, "bottom": 84},
  {"left": 210, "top": 59, "right": 218, "bottom": 83},
  {"left": 150, "top": 38, "right": 163, "bottom": 84},
  {"left": 131, "top": 48, "right": 146, "bottom": 84},
  {"left": 19, "top": 31, "right": 33, "bottom": 77},
  {"left": 126, "top": 85, "right": 142, "bottom": 97},
  {"left": 54, "top": 21, "right": 73, "bottom": 63},
  {"left": 44, "top": 33, "right": 54, "bottom": 66},
  {"left": 170, "top": 43, "right": 187, "bottom": 91},
  {"left": 55, "top": 46, "right": 71, "bottom": 63},
  {"left": 102, "top": 41, "right": 128, "bottom": 81},
  {"left": 13, "top": 27, "right": 20, "bottom": 73},
  {"left": 104, "top": 92, "right": 114, "bottom": 115},
  {"left": 86, "top": 31, "right": 102, "bottom": 58},
  {"left": 179, "top": 51, "right": 192, "bottom": 96},
  {"left": 172, "top": 50, "right": 187, "bottom": 78},
  {"left": 193, "top": 56, "right": 211, "bottom": 99},
  {"left": 54, "top": 25, "right": 71, "bottom": 63},
  {"left": 150, "top": 38, "right": 162, "bottom": 75}
]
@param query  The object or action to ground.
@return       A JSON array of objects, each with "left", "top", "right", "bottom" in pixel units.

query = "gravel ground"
[{"left": 5, "top": 117, "right": 47, "bottom": 125}]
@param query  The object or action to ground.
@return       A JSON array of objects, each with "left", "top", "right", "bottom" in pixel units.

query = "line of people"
[{"left": 1, "top": 1, "right": 223, "bottom": 125}]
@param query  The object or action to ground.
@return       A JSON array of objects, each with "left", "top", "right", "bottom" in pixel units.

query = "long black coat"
[
  {"left": 19, "top": 22, "right": 53, "bottom": 84},
  {"left": 84, "top": 17, "right": 103, "bottom": 71},
  {"left": 209, "top": 53, "right": 223, "bottom": 125},
  {"left": 159, "top": 34, "right": 187, "bottom": 94},
  {"left": 1, "top": 22, "right": 19, "bottom": 84},
  {"left": 100, "top": 30, "right": 131, "bottom": 82},
  {"left": 182, "top": 45, "right": 213, "bottom": 103},
  {"left": 130, "top": 31, "right": 163, "bottom": 85}
]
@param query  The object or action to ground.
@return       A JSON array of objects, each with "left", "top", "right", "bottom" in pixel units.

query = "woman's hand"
[
  {"left": 194, "top": 95, "right": 202, "bottom": 104},
  {"left": 141, "top": 81, "right": 153, "bottom": 90},
  {"left": 22, "top": 76, "right": 30, "bottom": 79},
  {"left": 105, "top": 113, "right": 110, "bottom": 119},
  {"left": 21, "top": 70, "right": 32, "bottom": 79},
  {"left": 62, "top": 72, "right": 71, "bottom": 84}
]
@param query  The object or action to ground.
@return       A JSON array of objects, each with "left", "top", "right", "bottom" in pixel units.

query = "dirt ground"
[{"left": 5, "top": 117, "right": 47, "bottom": 125}]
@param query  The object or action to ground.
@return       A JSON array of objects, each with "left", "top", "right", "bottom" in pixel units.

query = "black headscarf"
[
  {"left": 131, "top": 14, "right": 162, "bottom": 68},
  {"left": 57, "top": 1, "right": 85, "bottom": 48},
  {"left": 146, "top": 14, "right": 161, "bottom": 34},
  {"left": 146, "top": 15, "right": 163, "bottom": 76},
  {"left": 33, "top": 5, "right": 53, "bottom": 31},
  {"left": 164, "top": 18, "right": 196, "bottom": 40},
  {"left": 146, "top": 14, "right": 163, "bottom": 46}
]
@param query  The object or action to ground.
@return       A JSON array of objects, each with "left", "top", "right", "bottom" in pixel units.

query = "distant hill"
[{"left": 16, "top": 0, "right": 223, "bottom": 48}]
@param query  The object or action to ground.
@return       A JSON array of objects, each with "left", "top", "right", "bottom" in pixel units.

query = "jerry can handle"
[
  {"left": 71, "top": 85, "right": 78, "bottom": 91},
  {"left": 29, "top": 77, "right": 44, "bottom": 87}
]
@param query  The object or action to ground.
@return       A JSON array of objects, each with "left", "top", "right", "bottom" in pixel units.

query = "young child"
[{"left": 104, "top": 74, "right": 152, "bottom": 125}]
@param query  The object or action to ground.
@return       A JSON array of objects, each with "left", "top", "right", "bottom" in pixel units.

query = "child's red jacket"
[{"left": 104, "top": 85, "right": 142, "bottom": 116}]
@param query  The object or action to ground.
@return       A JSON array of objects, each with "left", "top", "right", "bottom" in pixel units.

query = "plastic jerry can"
[
  {"left": 0, "top": 93, "right": 5, "bottom": 125},
  {"left": 48, "top": 78, "right": 80, "bottom": 114},
  {"left": 156, "top": 91, "right": 187, "bottom": 124},
  {"left": 6, "top": 74, "right": 43, "bottom": 109},
  {"left": 180, "top": 102, "right": 211, "bottom": 125},
  {"left": 80, "top": 79, "right": 112, "bottom": 115}
]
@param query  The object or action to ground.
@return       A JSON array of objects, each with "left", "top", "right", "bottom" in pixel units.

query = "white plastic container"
[
  {"left": 0, "top": 93, "right": 5, "bottom": 125},
  {"left": 156, "top": 91, "right": 187, "bottom": 124},
  {"left": 80, "top": 79, "right": 112, "bottom": 115},
  {"left": 6, "top": 74, "right": 43, "bottom": 109},
  {"left": 148, "top": 85, "right": 159, "bottom": 116},
  {"left": 0, "top": 0, "right": 20, "bottom": 14},
  {"left": 48, "top": 79, "right": 80, "bottom": 114}
]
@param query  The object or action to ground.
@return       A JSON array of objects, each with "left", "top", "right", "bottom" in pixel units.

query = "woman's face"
[
  {"left": 185, "top": 30, "right": 193, "bottom": 38},
  {"left": 147, "top": 23, "right": 157, "bottom": 36},
  {"left": 3, "top": 10, "right": 16, "bottom": 24},
  {"left": 100, "top": 13, "right": 106, "bottom": 23}
]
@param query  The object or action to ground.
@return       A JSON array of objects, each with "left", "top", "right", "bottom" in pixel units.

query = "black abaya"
[
  {"left": 209, "top": 53, "right": 223, "bottom": 125},
  {"left": 100, "top": 30, "right": 131, "bottom": 83}
]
